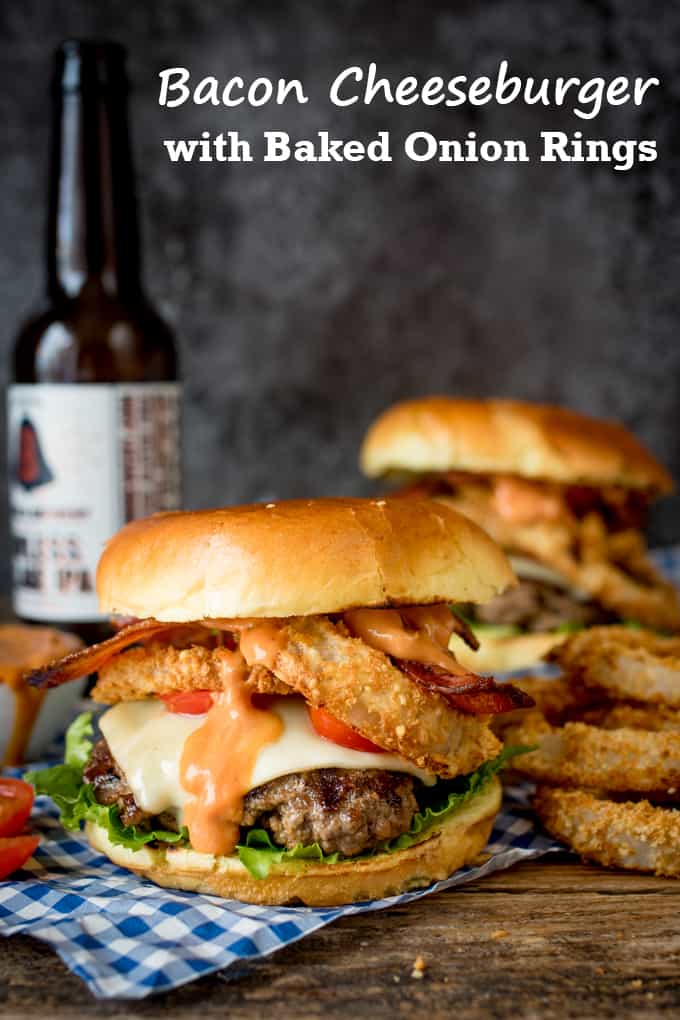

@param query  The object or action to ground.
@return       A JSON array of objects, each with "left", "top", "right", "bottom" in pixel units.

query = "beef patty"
[
  {"left": 476, "top": 578, "right": 613, "bottom": 632},
  {"left": 84, "top": 738, "right": 149, "bottom": 828},
  {"left": 84, "top": 740, "right": 418, "bottom": 856},
  {"left": 242, "top": 769, "right": 418, "bottom": 856}
]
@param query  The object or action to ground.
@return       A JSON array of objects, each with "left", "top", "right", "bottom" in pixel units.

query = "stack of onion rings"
[{"left": 503, "top": 627, "right": 680, "bottom": 877}]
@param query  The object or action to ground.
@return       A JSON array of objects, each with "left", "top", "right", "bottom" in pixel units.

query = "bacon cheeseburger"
[
  {"left": 361, "top": 398, "right": 679, "bottom": 672},
  {"left": 28, "top": 498, "right": 532, "bottom": 906}
]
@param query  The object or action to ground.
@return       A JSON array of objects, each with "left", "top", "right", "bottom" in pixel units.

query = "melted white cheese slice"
[{"left": 99, "top": 696, "right": 434, "bottom": 823}]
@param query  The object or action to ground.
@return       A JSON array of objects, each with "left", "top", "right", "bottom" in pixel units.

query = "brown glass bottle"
[{"left": 8, "top": 41, "right": 181, "bottom": 642}]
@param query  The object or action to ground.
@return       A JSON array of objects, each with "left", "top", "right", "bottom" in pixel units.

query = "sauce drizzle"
[
  {"left": 237, "top": 621, "right": 288, "bottom": 670},
  {"left": 343, "top": 605, "right": 456, "bottom": 671},
  {"left": 1, "top": 625, "right": 81, "bottom": 765},
  {"left": 179, "top": 648, "right": 282, "bottom": 855}
]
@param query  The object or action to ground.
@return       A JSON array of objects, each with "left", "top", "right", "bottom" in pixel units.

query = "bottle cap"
[{"left": 54, "top": 39, "right": 128, "bottom": 93}]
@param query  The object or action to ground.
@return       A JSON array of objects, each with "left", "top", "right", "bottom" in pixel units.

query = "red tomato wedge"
[
  {"left": 0, "top": 779, "right": 35, "bottom": 838},
  {"left": 161, "top": 690, "right": 214, "bottom": 715},
  {"left": 0, "top": 835, "right": 39, "bottom": 880},
  {"left": 308, "top": 706, "right": 386, "bottom": 753}
]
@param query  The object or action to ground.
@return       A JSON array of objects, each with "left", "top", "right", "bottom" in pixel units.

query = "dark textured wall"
[{"left": 1, "top": 0, "right": 679, "bottom": 594}]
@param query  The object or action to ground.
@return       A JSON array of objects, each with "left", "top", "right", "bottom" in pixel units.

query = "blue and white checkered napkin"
[
  {"left": 0, "top": 788, "right": 555, "bottom": 999},
  {"left": 0, "top": 546, "right": 677, "bottom": 1000}
]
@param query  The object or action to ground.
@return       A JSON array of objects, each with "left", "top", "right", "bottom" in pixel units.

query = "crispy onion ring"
[
  {"left": 491, "top": 675, "right": 609, "bottom": 740},
  {"left": 504, "top": 678, "right": 680, "bottom": 732},
  {"left": 577, "top": 702, "right": 680, "bottom": 733},
  {"left": 534, "top": 786, "right": 680, "bottom": 877},
  {"left": 504, "top": 710, "right": 680, "bottom": 793},
  {"left": 512, "top": 675, "right": 604, "bottom": 723},
  {"left": 550, "top": 626, "right": 680, "bottom": 706}
]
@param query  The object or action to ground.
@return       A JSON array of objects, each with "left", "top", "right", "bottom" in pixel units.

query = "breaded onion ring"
[
  {"left": 504, "top": 710, "right": 680, "bottom": 793},
  {"left": 259, "top": 615, "right": 502, "bottom": 779},
  {"left": 534, "top": 786, "right": 680, "bottom": 877},
  {"left": 491, "top": 675, "right": 605, "bottom": 741},
  {"left": 92, "top": 645, "right": 288, "bottom": 703},
  {"left": 512, "top": 675, "right": 604, "bottom": 722},
  {"left": 550, "top": 626, "right": 680, "bottom": 706},
  {"left": 505, "top": 678, "right": 680, "bottom": 732},
  {"left": 577, "top": 702, "right": 680, "bottom": 733}
]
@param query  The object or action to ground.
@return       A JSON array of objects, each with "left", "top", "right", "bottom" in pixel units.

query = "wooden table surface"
[{"left": 3, "top": 854, "right": 680, "bottom": 1019}]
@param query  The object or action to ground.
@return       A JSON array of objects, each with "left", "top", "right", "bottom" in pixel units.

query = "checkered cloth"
[
  {"left": 0, "top": 786, "right": 554, "bottom": 998},
  {"left": 1, "top": 547, "right": 677, "bottom": 1000}
]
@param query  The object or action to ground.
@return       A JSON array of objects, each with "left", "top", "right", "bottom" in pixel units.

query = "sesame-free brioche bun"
[
  {"left": 85, "top": 776, "right": 501, "bottom": 906},
  {"left": 449, "top": 630, "right": 566, "bottom": 675},
  {"left": 97, "top": 498, "right": 515, "bottom": 621},
  {"left": 360, "top": 397, "right": 673, "bottom": 496}
]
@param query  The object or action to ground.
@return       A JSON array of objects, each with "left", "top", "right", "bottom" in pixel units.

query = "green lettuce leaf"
[
  {"left": 234, "top": 744, "right": 530, "bottom": 879},
  {"left": 238, "top": 829, "right": 341, "bottom": 879},
  {"left": 29, "top": 714, "right": 531, "bottom": 879},
  {"left": 26, "top": 713, "right": 188, "bottom": 852},
  {"left": 65, "top": 711, "right": 95, "bottom": 769},
  {"left": 553, "top": 621, "right": 586, "bottom": 635}
]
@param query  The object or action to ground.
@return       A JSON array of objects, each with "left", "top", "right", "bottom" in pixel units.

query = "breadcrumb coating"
[
  {"left": 504, "top": 710, "right": 680, "bottom": 793},
  {"left": 550, "top": 626, "right": 680, "bottom": 706},
  {"left": 577, "top": 702, "right": 680, "bottom": 733},
  {"left": 92, "top": 646, "right": 287, "bottom": 702},
  {"left": 535, "top": 786, "right": 680, "bottom": 877}
]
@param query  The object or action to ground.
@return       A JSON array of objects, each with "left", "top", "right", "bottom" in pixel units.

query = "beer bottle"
[{"left": 8, "top": 40, "right": 181, "bottom": 641}]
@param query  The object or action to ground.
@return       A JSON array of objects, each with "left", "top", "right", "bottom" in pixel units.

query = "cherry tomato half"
[
  {"left": 0, "top": 779, "right": 35, "bottom": 838},
  {"left": 308, "top": 706, "right": 385, "bottom": 753},
  {"left": 0, "top": 835, "right": 40, "bottom": 880},
  {"left": 160, "top": 690, "right": 214, "bottom": 715}
]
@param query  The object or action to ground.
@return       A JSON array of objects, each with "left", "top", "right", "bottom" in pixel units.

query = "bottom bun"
[
  {"left": 86, "top": 776, "right": 501, "bottom": 906},
  {"left": 450, "top": 631, "right": 566, "bottom": 674}
]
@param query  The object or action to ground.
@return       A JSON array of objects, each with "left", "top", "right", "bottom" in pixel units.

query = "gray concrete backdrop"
[{"left": 1, "top": 0, "right": 679, "bottom": 595}]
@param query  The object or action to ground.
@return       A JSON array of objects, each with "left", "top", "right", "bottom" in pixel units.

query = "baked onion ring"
[
  {"left": 504, "top": 710, "right": 680, "bottom": 793},
  {"left": 534, "top": 786, "right": 680, "bottom": 877},
  {"left": 491, "top": 675, "right": 607, "bottom": 740},
  {"left": 550, "top": 626, "right": 680, "bottom": 706},
  {"left": 576, "top": 702, "right": 680, "bottom": 733},
  {"left": 513, "top": 675, "right": 604, "bottom": 722}
]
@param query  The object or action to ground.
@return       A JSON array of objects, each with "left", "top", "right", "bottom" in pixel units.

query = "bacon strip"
[
  {"left": 396, "top": 659, "right": 534, "bottom": 716},
  {"left": 25, "top": 619, "right": 173, "bottom": 689},
  {"left": 449, "top": 612, "right": 480, "bottom": 652}
]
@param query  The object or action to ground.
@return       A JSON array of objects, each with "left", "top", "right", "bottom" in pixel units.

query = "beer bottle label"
[{"left": 7, "top": 383, "right": 182, "bottom": 622}]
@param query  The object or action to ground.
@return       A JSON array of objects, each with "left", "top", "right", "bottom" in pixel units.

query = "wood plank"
[{"left": 2, "top": 858, "right": 680, "bottom": 1019}]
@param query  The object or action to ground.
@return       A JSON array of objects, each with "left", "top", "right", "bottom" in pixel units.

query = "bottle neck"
[{"left": 47, "top": 81, "right": 142, "bottom": 302}]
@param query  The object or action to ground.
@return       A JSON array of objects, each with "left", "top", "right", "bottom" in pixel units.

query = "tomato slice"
[
  {"left": 0, "top": 779, "right": 35, "bottom": 838},
  {"left": 160, "top": 690, "right": 214, "bottom": 715},
  {"left": 308, "top": 706, "right": 386, "bottom": 753},
  {"left": 0, "top": 835, "right": 39, "bottom": 880}
]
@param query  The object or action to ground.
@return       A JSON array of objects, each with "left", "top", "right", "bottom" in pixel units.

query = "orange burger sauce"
[
  {"left": 343, "top": 605, "right": 456, "bottom": 669},
  {"left": 0, "top": 624, "right": 82, "bottom": 766},
  {"left": 179, "top": 648, "right": 282, "bottom": 856}
]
